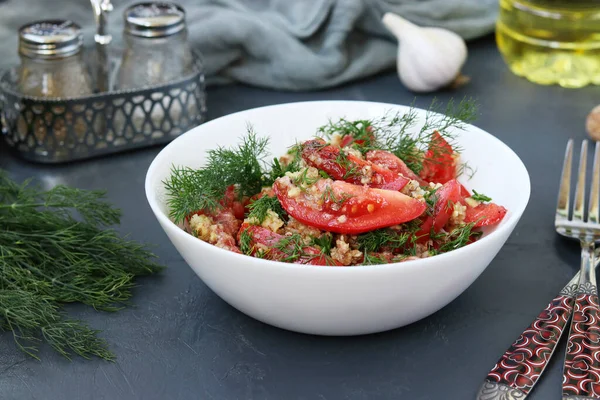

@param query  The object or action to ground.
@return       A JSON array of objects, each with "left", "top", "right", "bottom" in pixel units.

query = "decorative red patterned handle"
[
  {"left": 477, "top": 283, "right": 577, "bottom": 399},
  {"left": 562, "top": 287, "right": 600, "bottom": 399},
  {"left": 561, "top": 240, "right": 600, "bottom": 400}
]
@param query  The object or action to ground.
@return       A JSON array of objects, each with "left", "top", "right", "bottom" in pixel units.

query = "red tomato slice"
[
  {"left": 416, "top": 179, "right": 463, "bottom": 240},
  {"left": 221, "top": 185, "right": 246, "bottom": 220},
  {"left": 419, "top": 131, "right": 456, "bottom": 184},
  {"left": 429, "top": 179, "right": 463, "bottom": 231},
  {"left": 464, "top": 203, "right": 507, "bottom": 227},
  {"left": 366, "top": 149, "right": 427, "bottom": 186},
  {"left": 212, "top": 224, "right": 241, "bottom": 253},
  {"left": 340, "top": 134, "right": 355, "bottom": 148},
  {"left": 213, "top": 209, "right": 242, "bottom": 237},
  {"left": 273, "top": 177, "right": 426, "bottom": 235},
  {"left": 238, "top": 224, "right": 341, "bottom": 265},
  {"left": 301, "top": 139, "right": 409, "bottom": 191},
  {"left": 186, "top": 209, "right": 241, "bottom": 253}
]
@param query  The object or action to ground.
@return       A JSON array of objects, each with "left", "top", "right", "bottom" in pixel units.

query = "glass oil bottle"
[{"left": 496, "top": 0, "right": 600, "bottom": 88}]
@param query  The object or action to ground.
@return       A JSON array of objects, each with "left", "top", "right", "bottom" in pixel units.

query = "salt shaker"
[
  {"left": 17, "top": 20, "right": 93, "bottom": 98},
  {"left": 116, "top": 2, "right": 195, "bottom": 90}
]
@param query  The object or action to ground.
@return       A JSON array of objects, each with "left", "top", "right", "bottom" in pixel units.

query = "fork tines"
[{"left": 555, "top": 139, "right": 600, "bottom": 238}]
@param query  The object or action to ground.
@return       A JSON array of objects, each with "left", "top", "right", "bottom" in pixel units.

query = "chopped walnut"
[
  {"left": 413, "top": 242, "right": 433, "bottom": 258},
  {"left": 402, "top": 179, "right": 426, "bottom": 201},
  {"left": 464, "top": 197, "right": 480, "bottom": 208},
  {"left": 287, "top": 186, "right": 302, "bottom": 198},
  {"left": 359, "top": 165, "right": 373, "bottom": 185},
  {"left": 279, "top": 153, "right": 295, "bottom": 167},
  {"left": 452, "top": 151, "right": 461, "bottom": 166},
  {"left": 284, "top": 217, "right": 323, "bottom": 244},
  {"left": 346, "top": 235, "right": 360, "bottom": 250},
  {"left": 330, "top": 133, "right": 343, "bottom": 147},
  {"left": 449, "top": 202, "right": 467, "bottom": 226},
  {"left": 245, "top": 209, "right": 285, "bottom": 233},
  {"left": 189, "top": 214, "right": 239, "bottom": 252},
  {"left": 331, "top": 235, "right": 363, "bottom": 266},
  {"left": 344, "top": 147, "right": 364, "bottom": 160},
  {"left": 189, "top": 214, "right": 213, "bottom": 241}
]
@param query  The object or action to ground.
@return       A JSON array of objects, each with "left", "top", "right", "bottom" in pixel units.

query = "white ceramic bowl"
[{"left": 145, "top": 101, "right": 530, "bottom": 336}]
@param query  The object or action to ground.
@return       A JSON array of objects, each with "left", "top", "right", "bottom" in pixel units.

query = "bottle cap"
[
  {"left": 124, "top": 2, "right": 186, "bottom": 38},
  {"left": 19, "top": 20, "right": 83, "bottom": 59}
]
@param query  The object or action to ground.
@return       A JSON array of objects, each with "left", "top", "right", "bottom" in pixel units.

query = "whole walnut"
[{"left": 587, "top": 105, "right": 600, "bottom": 141}]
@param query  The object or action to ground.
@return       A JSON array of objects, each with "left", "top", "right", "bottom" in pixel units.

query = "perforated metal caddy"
[{"left": 0, "top": 55, "right": 207, "bottom": 163}]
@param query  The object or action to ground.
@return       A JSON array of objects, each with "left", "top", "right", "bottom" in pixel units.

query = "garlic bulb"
[{"left": 382, "top": 12, "right": 468, "bottom": 93}]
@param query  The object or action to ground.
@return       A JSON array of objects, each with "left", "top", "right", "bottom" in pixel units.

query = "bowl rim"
[{"left": 145, "top": 100, "right": 531, "bottom": 273}]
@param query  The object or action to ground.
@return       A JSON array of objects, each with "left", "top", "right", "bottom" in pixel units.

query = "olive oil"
[{"left": 496, "top": 0, "right": 600, "bottom": 88}]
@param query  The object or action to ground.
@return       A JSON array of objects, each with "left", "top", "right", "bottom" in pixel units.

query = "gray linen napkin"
[{"left": 0, "top": 0, "right": 497, "bottom": 91}]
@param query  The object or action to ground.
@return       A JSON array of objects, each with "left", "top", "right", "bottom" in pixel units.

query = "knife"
[{"left": 476, "top": 270, "right": 587, "bottom": 399}]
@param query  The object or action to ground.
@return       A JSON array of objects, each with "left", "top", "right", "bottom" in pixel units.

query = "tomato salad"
[{"left": 168, "top": 123, "right": 507, "bottom": 266}]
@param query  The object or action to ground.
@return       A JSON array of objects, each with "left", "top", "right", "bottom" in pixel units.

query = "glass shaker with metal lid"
[
  {"left": 17, "top": 20, "right": 93, "bottom": 97},
  {"left": 116, "top": 2, "right": 195, "bottom": 90}
]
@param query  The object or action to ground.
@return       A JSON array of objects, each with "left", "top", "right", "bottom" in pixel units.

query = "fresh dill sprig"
[
  {"left": 204, "top": 127, "right": 270, "bottom": 197},
  {"left": 0, "top": 170, "right": 163, "bottom": 360},
  {"left": 164, "top": 128, "right": 272, "bottom": 223},
  {"left": 471, "top": 190, "right": 492, "bottom": 202},
  {"left": 423, "top": 187, "right": 439, "bottom": 217},
  {"left": 321, "top": 185, "right": 353, "bottom": 206},
  {"left": 274, "top": 233, "right": 308, "bottom": 263},
  {"left": 255, "top": 249, "right": 268, "bottom": 259},
  {"left": 273, "top": 233, "right": 336, "bottom": 264},
  {"left": 266, "top": 143, "right": 303, "bottom": 185},
  {"left": 357, "top": 229, "right": 410, "bottom": 253},
  {"left": 376, "top": 107, "right": 423, "bottom": 171},
  {"left": 422, "top": 97, "right": 478, "bottom": 139},
  {"left": 0, "top": 290, "right": 113, "bottom": 360},
  {"left": 438, "top": 223, "right": 481, "bottom": 253},
  {"left": 427, "top": 227, "right": 448, "bottom": 242},
  {"left": 293, "top": 168, "right": 320, "bottom": 188},
  {"left": 163, "top": 166, "right": 222, "bottom": 224},
  {"left": 319, "top": 170, "right": 331, "bottom": 179},
  {"left": 358, "top": 221, "right": 424, "bottom": 264},
  {"left": 310, "top": 233, "right": 334, "bottom": 256},
  {"left": 247, "top": 196, "right": 287, "bottom": 224},
  {"left": 456, "top": 161, "right": 477, "bottom": 180},
  {"left": 317, "top": 118, "right": 376, "bottom": 147},
  {"left": 362, "top": 253, "right": 387, "bottom": 265},
  {"left": 268, "top": 158, "right": 294, "bottom": 184},
  {"left": 336, "top": 151, "right": 359, "bottom": 179},
  {"left": 239, "top": 229, "right": 254, "bottom": 255}
]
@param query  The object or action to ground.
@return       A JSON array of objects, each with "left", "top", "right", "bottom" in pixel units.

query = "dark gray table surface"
[{"left": 1, "top": 35, "right": 599, "bottom": 400}]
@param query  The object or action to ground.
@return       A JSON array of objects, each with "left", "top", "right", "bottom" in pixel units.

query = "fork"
[
  {"left": 556, "top": 139, "right": 600, "bottom": 400},
  {"left": 475, "top": 140, "right": 600, "bottom": 400}
]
